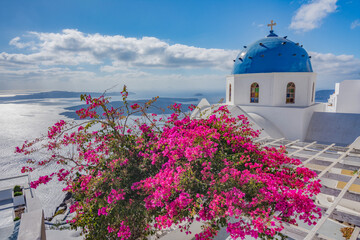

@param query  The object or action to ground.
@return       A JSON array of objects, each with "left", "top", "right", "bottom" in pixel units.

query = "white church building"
[{"left": 194, "top": 24, "right": 360, "bottom": 147}]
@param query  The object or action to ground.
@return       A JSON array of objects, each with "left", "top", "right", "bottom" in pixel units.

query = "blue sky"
[{"left": 0, "top": 0, "right": 359, "bottom": 93}]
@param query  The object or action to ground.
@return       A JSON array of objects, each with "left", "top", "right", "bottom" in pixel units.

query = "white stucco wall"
[
  {"left": 326, "top": 84, "right": 338, "bottom": 112},
  {"left": 240, "top": 103, "right": 325, "bottom": 140},
  {"left": 335, "top": 80, "right": 360, "bottom": 114},
  {"left": 247, "top": 112, "right": 284, "bottom": 139},
  {"left": 306, "top": 112, "right": 360, "bottom": 146},
  {"left": 226, "top": 72, "right": 317, "bottom": 107}
]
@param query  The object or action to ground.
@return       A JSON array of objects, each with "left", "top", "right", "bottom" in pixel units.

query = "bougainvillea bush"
[{"left": 16, "top": 86, "right": 322, "bottom": 240}]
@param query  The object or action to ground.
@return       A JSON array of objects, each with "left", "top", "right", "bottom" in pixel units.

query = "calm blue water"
[{"left": 0, "top": 96, "right": 81, "bottom": 216}]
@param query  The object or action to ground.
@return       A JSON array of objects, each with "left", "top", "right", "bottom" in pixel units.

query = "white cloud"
[
  {"left": 310, "top": 51, "right": 360, "bottom": 88},
  {"left": 290, "top": 0, "right": 338, "bottom": 32},
  {"left": 252, "top": 22, "right": 265, "bottom": 28},
  {"left": 351, "top": 19, "right": 360, "bottom": 29},
  {"left": 0, "top": 29, "right": 359, "bottom": 92},
  {"left": 10, "top": 37, "right": 30, "bottom": 49},
  {"left": 0, "top": 29, "right": 238, "bottom": 92},
  {"left": 3, "top": 29, "right": 237, "bottom": 70}
]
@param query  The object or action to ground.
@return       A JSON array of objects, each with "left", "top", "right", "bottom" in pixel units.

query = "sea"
[{"left": 0, "top": 89, "right": 332, "bottom": 217}]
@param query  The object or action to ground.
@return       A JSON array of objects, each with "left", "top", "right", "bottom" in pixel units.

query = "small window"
[
  {"left": 286, "top": 82, "right": 295, "bottom": 104},
  {"left": 250, "top": 83, "right": 259, "bottom": 103},
  {"left": 229, "top": 84, "right": 232, "bottom": 102},
  {"left": 311, "top": 82, "right": 315, "bottom": 102}
]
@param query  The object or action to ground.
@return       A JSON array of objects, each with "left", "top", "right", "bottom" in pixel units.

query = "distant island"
[
  {"left": 0, "top": 90, "right": 136, "bottom": 102},
  {"left": 60, "top": 97, "right": 199, "bottom": 119},
  {"left": 314, "top": 90, "right": 334, "bottom": 103}
]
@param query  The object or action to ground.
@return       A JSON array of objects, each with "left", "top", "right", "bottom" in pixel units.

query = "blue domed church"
[
  {"left": 223, "top": 22, "right": 324, "bottom": 141},
  {"left": 194, "top": 21, "right": 360, "bottom": 146},
  {"left": 231, "top": 31, "right": 312, "bottom": 75},
  {"left": 227, "top": 28, "right": 316, "bottom": 108}
]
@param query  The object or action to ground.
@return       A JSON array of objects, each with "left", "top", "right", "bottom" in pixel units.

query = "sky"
[{"left": 0, "top": 0, "right": 359, "bottom": 94}]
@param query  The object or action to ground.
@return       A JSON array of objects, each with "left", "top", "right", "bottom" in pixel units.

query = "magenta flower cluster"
[{"left": 16, "top": 88, "right": 321, "bottom": 240}]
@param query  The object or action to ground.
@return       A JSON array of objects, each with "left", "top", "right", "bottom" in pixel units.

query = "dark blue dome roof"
[{"left": 232, "top": 31, "right": 313, "bottom": 74}]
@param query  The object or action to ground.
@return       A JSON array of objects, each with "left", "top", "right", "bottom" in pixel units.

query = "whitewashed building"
[
  {"left": 194, "top": 25, "right": 360, "bottom": 147},
  {"left": 327, "top": 80, "right": 360, "bottom": 114}
]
